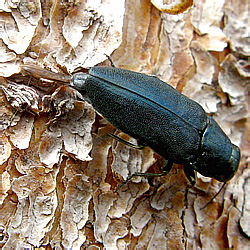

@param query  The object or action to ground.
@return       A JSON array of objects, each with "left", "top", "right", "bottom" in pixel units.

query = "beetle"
[{"left": 70, "top": 66, "right": 240, "bottom": 185}]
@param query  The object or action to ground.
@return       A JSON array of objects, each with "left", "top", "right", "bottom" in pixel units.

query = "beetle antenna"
[
  {"left": 21, "top": 64, "right": 71, "bottom": 83},
  {"left": 200, "top": 182, "right": 227, "bottom": 210}
]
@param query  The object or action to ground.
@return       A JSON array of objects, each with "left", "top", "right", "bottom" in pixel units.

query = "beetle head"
[
  {"left": 193, "top": 117, "right": 240, "bottom": 182},
  {"left": 70, "top": 73, "right": 88, "bottom": 94}
]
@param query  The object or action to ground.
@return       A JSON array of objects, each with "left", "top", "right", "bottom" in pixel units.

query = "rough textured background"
[{"left": 0, "top": 0, "right": 249, "bottom": 249}]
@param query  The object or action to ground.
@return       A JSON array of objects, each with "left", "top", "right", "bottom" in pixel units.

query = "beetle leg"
[
  {"left": 200, "top": 182, "right": 227, "bottom": 210},
  {"left": 183, "top": 165, "right": 196, "bottom": 187},
  {"left": 108, "top": 133, "right": 145, "bottom": 149},
  {"left": 115, "top": 160, "right": 174, "bottom": 191},
  {"left": 105, "top": 54, "right": 116, "bottom": 67},
  {"left": 162, "top": 159, "right": 174, "bottom": 173}
]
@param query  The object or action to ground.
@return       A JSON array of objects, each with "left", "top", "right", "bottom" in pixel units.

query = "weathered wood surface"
[{"left": 0, "top": 0, "right": 248, "bottom": 248}]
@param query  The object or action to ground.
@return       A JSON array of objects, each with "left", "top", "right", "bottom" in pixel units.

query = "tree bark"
[{"left": 0, "top": 0, "right": 248, "bottom": 248}]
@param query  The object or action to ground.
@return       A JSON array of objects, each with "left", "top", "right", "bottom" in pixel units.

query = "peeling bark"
[{"left": 0, "top": 0, "right": 248, "bottom": 248}]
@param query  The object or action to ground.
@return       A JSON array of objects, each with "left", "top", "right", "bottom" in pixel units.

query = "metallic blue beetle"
[{"left": 71, "top": 66, "right": 240, "bottom": 183}]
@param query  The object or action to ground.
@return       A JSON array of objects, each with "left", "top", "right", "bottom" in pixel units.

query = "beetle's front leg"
[
  {"left": 105, "top": 54, "right": 116, "bottom": 67},
  {"left": 115, "top": 159, "right": 174, "bottom": 191},
  {"left": 108, "top": 133, "right": 145, "bottom": 149},
  {"left": 183, "top": 164, "right": 196, "bottom": 187}
]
